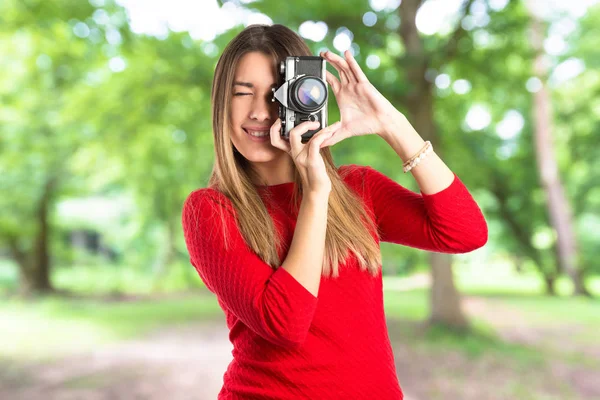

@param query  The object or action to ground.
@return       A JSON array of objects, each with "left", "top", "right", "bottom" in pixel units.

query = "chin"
[
  {"left": 243, "top": 150, "right": 280, "bottom": 163},
  {"left": 234, "top": 143, "right": 278, "bottom": 162}
]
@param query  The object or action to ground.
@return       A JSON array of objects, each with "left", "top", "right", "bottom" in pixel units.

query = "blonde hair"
[{"left": 207, "top": 24, "right": 381, "bottom": 278}]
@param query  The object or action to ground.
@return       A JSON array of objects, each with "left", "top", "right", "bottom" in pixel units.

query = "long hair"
[{"left": 208, "top": 23, "right": 381, "bottom": 278}]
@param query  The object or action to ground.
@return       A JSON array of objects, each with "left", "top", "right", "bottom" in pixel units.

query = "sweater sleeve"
[
  {"left": 181, "top": 189, "right": 319, "bottom": 349},
  {"left": 362, "top": 165, "right": 488, "bottom": 253}
]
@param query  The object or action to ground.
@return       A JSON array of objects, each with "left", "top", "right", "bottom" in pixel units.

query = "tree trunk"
[
  {"left": 430, "top": 253, "right": 468, "bottom": 328},
  {"left": 488, "top": 171, "right": 564, "bottom": 290},
  {"left": 543, "top": 275, "right": 557, "bottom": 296},
  {"left": 514, "top": 255, "right": 524, "bottom": 274},
  {"left": 399, "top": 0, "right": 468, "bottom": 329},
  {"left": 165, "top": 216, "right": 178, "bottom": 268},
  {"left": 151, "top": 215, "right": 180, "bottom": 291},
  {"left": 33, "top": 177, "right": 55, "bottom": 292},
  {"left": 9, "top": 177, "right": 57, "bottom": 296},
  {"left": 527, "top": 3, "right": 590, "bottom": 297}
]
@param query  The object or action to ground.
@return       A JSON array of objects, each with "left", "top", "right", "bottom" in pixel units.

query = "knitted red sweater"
[{"left": 181, "top": 164, "right": 488, "bottom": 400}]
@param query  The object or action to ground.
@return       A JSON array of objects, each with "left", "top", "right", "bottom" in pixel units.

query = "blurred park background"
[{"left": 1, "top": 0, "right": 599, "bottom": 399}]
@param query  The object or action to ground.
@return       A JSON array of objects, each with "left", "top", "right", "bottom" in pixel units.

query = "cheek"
[{"left": 230, "top": 100, "right": 248, "bottom": 122}]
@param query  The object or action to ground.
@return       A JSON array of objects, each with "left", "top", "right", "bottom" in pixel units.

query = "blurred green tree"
[{"left": 0, "top": 0, "right": 110, "bottom": 294}]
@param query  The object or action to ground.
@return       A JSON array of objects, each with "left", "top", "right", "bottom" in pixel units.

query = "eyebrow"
[{"left": 233, "top": 81, "right": 278, "bottom": 88}]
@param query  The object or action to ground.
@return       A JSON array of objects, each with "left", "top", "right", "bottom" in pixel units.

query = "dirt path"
[
  {"left": 0, "top": 319, "right": 233, "bottom": 400},
  {"left": 461, "top": 296, "right": 600, "bottom": 400},
  {"left": 464, "top": 296, "right": 600, "bottom": 359}
]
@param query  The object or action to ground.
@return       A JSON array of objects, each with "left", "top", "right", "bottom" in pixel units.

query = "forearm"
[
  {"left": 379, "top": 113, "right": 455, "bottom": 195},
  {"left": 282, "top": 192, "right": 329, "bottom": 297}
]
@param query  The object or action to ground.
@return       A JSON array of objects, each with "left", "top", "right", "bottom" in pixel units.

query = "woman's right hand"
[{"left": 269, "top": 118, "right": 341, "bottom": 195}]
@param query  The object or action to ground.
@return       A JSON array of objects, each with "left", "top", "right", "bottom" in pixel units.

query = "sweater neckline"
[
  {"left": 255, "top": 181, "right": 295, "bottom": 191},
  {"left": 255, "top": 182, "right": 297, "bottom": 202}
]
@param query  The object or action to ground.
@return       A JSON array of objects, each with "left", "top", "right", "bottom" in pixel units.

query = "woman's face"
[{"left": 229, "top": 51, "right": 281, "bottom": 162}]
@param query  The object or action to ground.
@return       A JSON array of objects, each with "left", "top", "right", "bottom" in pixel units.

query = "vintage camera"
[{"left": 271, "top": 56, "right": 328, "bottom": 144}]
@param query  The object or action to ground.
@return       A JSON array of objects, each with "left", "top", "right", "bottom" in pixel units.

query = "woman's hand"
[
  {"left": 269, "top": 118, "right": 342, "bottom": 195},
  {"left": 319, "top": 49, "right": 402, "bottom": 148}
]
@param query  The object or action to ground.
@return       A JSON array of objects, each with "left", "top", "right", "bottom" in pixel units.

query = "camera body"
[{"left": 271, "top": 56, "right": 328, "bottom": 144}]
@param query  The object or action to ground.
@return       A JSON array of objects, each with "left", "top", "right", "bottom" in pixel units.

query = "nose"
[{"left": 250, "top": 94, "right": 277, "bottom": 121}]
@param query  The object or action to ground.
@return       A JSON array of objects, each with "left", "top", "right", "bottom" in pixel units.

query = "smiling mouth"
[{"left": 243, "top": 128, "right": 270, "bottom": 137}]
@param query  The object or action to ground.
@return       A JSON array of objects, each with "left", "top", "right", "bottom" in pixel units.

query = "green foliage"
[{"left": 0, "top": 0, "right": 598, "bottom": 292}]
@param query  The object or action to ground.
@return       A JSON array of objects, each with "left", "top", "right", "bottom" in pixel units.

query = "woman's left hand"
[{"left": 318, "top": 49, "right": 402, "bottom": 148}]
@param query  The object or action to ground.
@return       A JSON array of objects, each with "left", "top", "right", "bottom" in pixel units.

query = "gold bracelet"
[
  {"left": 403, "top": 141, "right": 433, "bottom": 173},
  {"left": 402, "top": 141, "right": 430, "bottom": 167}
]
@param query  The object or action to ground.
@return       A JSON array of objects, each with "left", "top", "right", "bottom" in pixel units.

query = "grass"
[
  {"left": 5, "top": 287, "right": 556, "bottom": 368},
  {"left": 490, "top": 295, "right": 599, "bottom": 324},
  {"left": 455, "top": 262, "right": 600, "bottom": 356},
  {"left": 383, "top": 288, "right": 546, "bottom": 363},
  {"left": 454, "top": 260, "right": 600, "bottom": 297},
  {"left": 0, "top": 259, "right": 204, "bottom": 296},
  {"left": 2, "top": 257, "right": 599, "bottom": 367},
  {"left": 0, "top": 294, "right": 223, "bottom": 362},
  {"left": 381, "top": 284, "right": 599, "bottom": 399},
  {"left": 382, "top": 261, "right": 600, "bottom": 368},
  {"left": 383, "top": 274, "right": 600, "bottom": 330},
  {"left": 2, "top": 258, "right": 598, "bottom": 399},
  {"left": 382, "top": 287, "right": 429, "bottom": 321}
]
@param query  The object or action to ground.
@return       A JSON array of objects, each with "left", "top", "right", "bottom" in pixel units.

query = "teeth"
[{"left": 246, "top": 130, "right": 269, "bottom": 137}]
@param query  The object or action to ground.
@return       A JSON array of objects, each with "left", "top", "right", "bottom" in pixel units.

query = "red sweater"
[{"left": 181, "top": 164, "right": 488, "bottom": 400}]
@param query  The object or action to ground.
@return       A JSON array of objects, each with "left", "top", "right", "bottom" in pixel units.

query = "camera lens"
[{"left": 291, "top": 77, "right": 327, "bottom": 112}]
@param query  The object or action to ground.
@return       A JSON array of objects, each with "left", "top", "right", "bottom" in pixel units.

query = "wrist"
[
  {"left": 378, "top": 111, "right": 409, "bottom": 140},
  {"left": 303, "top": 189, "right": 331, "bottom": 202},
  {"left": 379, "top": 116, "right": 428, "bottom": 163}
]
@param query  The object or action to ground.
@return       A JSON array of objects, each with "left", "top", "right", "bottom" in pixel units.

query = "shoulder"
[
  {"left": 183, "top": 188, "right": 215, "bottom": 210},
  {"left": 336, "top": 164, "right": 374, "bottom": 200},
  {"left": 185, "top": 185, "right": 237, "bottom": 205},
  {"left": 338, "top": 163, "right": 366, "bottom": 179},
  {"left": 337, "top": 163, "right": 377, "bottom": 186},
  {"left": 181, "top": 188, "right": 238, "bottom": 244},
  {"left": 182, "top": 187, "right": 235, "bottom": 221}
]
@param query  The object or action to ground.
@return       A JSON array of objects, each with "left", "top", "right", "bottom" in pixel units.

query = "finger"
[
  {"left": 320, "top": 133, "right": 342, "bottom": 149},
  {"left": 321, "top": 50, "right": 353, "bottom": 84},
  {"left": 269, "top": 118, "right": 290, "bottom": 153},
  {"left": 344, "top": 49, "right": 368, "bottom": 83},
  {"left": 321, "top": 51, "right": 349, "bottom": 85},
  {"left": 309, "top": 121, "right": 340, "bottom": 143},
  {"left": 289, "top": 120, "right": 320, "bottom": 157},
  {"left": 308, "top": 123, "right": 340, "bottom": 160},
  {"left": 319, "top": 126, "right": 343, "bottom": 148},
  {"left": 325, "top": 71, "right": 340, "bottom": 94}
]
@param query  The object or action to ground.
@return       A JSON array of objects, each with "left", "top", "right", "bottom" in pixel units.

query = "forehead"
[{"left": 234, "top": 52, "right": 277, "bottom": 84}]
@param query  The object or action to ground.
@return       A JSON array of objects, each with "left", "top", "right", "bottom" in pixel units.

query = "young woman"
[{"left": 182, "top": 24, "right": 487, "bottom": 400}]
